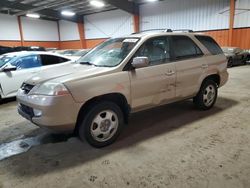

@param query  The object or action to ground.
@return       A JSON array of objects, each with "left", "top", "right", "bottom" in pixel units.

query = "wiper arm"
[{"left": 79, "top": 61, "right": 95, "bottom": 66}]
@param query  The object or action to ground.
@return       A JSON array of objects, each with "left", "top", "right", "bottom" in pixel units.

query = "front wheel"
[
  {"left": 193, "top": 80, "right": 218, "bottom": 110},
  {"left": 78, "top": 101, "right": 124, "bottom": 148}
]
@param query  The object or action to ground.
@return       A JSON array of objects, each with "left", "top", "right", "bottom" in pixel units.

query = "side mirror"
[
  {"left": 131, "top": 57, "right": 149, "bottom": 69},
  {"left": 2, "top": 64, "right": 17, "bottom": 72}
]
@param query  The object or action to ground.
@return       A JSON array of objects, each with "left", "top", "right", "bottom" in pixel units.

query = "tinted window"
[
  {"left": 196, "top": 35, "right": 223, "bottom": 55},
  {"left": 172, "top": 36, "right": 203, "bottom": 60},
  {"left": 12, "top": 55, "right": 42, "bottom": 69},
  {"left": 40, "top": 55, "right": 68, "bottom": 66},
  {"left": 134, "top": 37, "right": 171, "bottom": 66}
]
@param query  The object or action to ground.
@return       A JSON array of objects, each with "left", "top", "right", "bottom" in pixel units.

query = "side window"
[
  {"left": 172, "top": 36, "right": 203, "bottom": 60},
  {"left": 195, "top": 35, "right": 223, "bottom": 55},
  {"left": 12, "top": 55, "right": 42, "bottom": 69},
  {"left": 134, "top": 37, "right": 171, "bottom": 66},
  {"left": 40, "top": 55, "right": 65, "bottom": 66},
  {"left": 59, "top": 57, "right": 69, "bottom": 63}
]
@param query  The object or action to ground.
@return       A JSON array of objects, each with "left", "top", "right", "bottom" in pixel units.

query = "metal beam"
[
  {"left": 0, "top": 0, "right": 81, "bottom": 22},
  {"left": 104, "top": 0, "right": 139, "bottom": 14}
]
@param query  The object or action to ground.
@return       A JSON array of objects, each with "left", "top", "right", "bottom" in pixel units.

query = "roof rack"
[{"left": 132, "top": 29, "right": 194, "bottom": 34}]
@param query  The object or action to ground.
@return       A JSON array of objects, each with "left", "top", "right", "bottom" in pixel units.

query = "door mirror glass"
[{"left": 131, "top": 57, "right": 149, "bottom": 69}]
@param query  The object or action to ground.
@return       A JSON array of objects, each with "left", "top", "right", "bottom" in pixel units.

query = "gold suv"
[{"left": 17, "top": 30, "right": 229, "bottom": 147}]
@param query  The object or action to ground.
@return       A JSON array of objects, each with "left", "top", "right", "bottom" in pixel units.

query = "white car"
[{"left": 0, "top": 51, "right": 72, "bottom": 100}]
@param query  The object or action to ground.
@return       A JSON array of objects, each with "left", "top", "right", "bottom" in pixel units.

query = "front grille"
[
  {"left": 21, "top": 83, "right": 34, "bottom": 94},
  {"left": 19, "top": 104, "right": 34, "bottom": 118}
]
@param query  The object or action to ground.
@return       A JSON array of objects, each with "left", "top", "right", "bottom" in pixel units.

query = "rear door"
[
  {"left": 128, "top": 36, "right": 176, "bottom": 111},
  {"left": 172, "top": 35, "right": 206, "bottom": 98},
  {"left": 0, "top": 55, "right": 42, "bottom": 97}
]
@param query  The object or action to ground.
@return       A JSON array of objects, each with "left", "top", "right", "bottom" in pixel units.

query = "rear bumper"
[
  {"left": 220, "top": 70, "right": 229, "bottom": 87},
  {"left": 17, "top": 90, "right": 82, "bottom": 132}
]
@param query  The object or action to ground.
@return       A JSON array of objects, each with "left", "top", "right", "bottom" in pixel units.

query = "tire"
[
  {"left": 227, "top": 58, "right": 233, "bottom": 67},
  {"left": 78, "top": 101, "right": 124, "bottom": 148},
  {"left": 193, "top": 80, "right": 218, "bottom": 110}
]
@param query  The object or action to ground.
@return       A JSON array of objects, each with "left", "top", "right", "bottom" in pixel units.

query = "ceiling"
[{"left": 0, "top": 0, "right": 164, "bottom": 22}]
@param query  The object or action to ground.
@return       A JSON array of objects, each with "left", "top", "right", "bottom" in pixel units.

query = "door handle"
[
  {"left": 165, "top": 70, "right": 175, "bottom": 76},
  {"left": 201, "top": 64, "right": 208, "bottom": 69}
]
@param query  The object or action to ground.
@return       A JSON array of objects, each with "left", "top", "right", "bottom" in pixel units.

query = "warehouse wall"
[
  {"left": 84, "top": 9, "right": 134, "bottom": 39},
  {"left": 232, "top": 0, "right": 250, "bottom": 48},
  {"left": 1, "top": 0, "right": 250, "bottom": 50},
  {"left": 0, "top": 14, "right": 21, "bottom": 46},
  {"left": 139, "top": 0, "right": 250, "bottom": 49},
  {"left": 140, "top": 0, "right": 230, "bottom": 31},
  {"left": 21, "top": 17, "right": 60, "bottom": 48},
  {"left": 84, "top": 9, "right": 133, "bottom": 48},
  {"left": 59, "top": 20, "right": 82, "bottom": 49}
]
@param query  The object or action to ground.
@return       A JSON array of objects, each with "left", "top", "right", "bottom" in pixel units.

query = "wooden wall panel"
[
  {"left": 232, "top": 28, "right": 250, "bottom": 49},
  {"left": 60, "top": 40, "right": 82, "bottom": 49},
  {"left": 203, "top": 30, "right": 229, "bottom": 47},
  {"left": 0, "top": 41, "right": 59, "bottom": 48},
  {"left": 1, "top": 29, "right": 250, "bottom": 50},
  {"left": 23, "top": 41, "right": 59, "bottom": 48},
  {"left": 0, "top": 41, "right": 21, "bottom": 47}
]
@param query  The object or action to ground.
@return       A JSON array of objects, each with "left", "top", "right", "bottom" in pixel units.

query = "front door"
[{"left": 128, "top": 36, "right": 176, "bottom": 111}]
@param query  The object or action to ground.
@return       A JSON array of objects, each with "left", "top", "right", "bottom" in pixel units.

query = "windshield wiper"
[{"left": 79, "top": 61, "right": 95, "bottom": 66}]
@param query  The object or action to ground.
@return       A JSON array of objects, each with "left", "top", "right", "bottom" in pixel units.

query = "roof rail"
[
  {"left": 132, "top": 28, "right": 173, "bottom": 34},
  {"left": 131, "top": 29, "right": 193, "bottom": 35}
]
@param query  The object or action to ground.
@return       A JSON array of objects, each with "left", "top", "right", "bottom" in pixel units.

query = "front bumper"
[{"left": 17, "top": 90, "right": 82, "bottom": 132}]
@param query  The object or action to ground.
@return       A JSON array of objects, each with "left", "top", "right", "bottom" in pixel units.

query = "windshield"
[
  {"left": 0, "top": 55, "right": 16, "bottom": 68},
  {"left": 77, "top": 38, "right": 139, "bottom": 67}
]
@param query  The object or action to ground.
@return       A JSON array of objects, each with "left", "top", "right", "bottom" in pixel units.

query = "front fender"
[{"left": 65, "top": 71, "right": 131, "bottom": 105}]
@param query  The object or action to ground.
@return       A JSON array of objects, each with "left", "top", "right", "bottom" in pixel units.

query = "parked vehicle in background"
[
  {"left": 17, "top": 31, "right": 228, "bottom": 148},
  {"left": 46, "top": 48, "right": 58, "bottom": 52},
  {"left": 14, "top": 46, "right": 46, "bottom": 52},
  {"left": 0, "top": 46, "right": 13, "bottom": 55},
  {"left": 0, "top": 51, "right": 71, "bottom": 100},
  {"left": 70, "top": 49, "right": 90, "bottom": 60},
  {"left": 56, "top": 49, "right": 80, "bottom": 56},
  {"left": 0, "top": 45, "right": 46, "bottom": 56},
  {"left": 222, "top": 47, "right": 249, "bottom": 67}
]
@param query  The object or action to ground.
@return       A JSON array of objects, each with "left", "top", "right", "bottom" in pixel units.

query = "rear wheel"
[
  {"left": 227, "top": 58, "right": 233, "bottom": 67},
  {"left": 193, "top": 80, "right": 218, "bottom": 110},
  {"left": 78, "top": 101, "right": 124, "bottom": 148}
]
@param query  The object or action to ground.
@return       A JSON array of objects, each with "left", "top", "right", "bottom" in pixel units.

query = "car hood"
[
  {"left": 224, "top": 52, "right": 234, "bottom": 57},
  {"left": 25, "top": 62, "right": 113, "bottom": 85}
]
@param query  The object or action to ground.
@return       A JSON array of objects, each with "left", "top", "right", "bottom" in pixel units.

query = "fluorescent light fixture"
[
  {"left": 26, "top": 13, "right": 40, "bottom": 18},
  {"left": 147, "top": 0, "right": 158, "bottom": 2},
  {"left": 61, "top": 10, "right": 76, "bottom": 16},
  {"left": 90, "top": 0, "right": 105, "bottom": 8}
]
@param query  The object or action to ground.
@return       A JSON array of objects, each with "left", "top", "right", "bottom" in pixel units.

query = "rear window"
[{"left": 195, "top": 35, "right": 223, "bottom": 55}]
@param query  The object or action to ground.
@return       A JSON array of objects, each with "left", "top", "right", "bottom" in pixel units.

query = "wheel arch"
[
  {"left": 202, "top": 74, "right": 221, "bottom": 87},
  {"left": 74, "top": 93, "right": 130, "bottom": 133}
]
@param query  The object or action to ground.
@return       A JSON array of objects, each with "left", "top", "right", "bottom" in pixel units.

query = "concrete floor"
[{"left": 0, "top": 65, "right": 250, "bottom": 188}]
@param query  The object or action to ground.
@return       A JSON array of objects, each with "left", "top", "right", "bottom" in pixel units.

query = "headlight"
[{"left": 29, "top": 82, "right": 70, "bottom": 96}]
